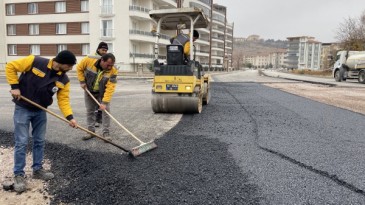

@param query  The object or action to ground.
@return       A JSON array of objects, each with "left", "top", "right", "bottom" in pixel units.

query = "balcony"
[
  {"left": 197, "top": 0, "right": 212, "bottom": 6},
  {"left": 130, "top": 53, "right": 166, "bottom": 60},
  {"left": 100, "top": 5, "right": 115, "bottom": 17},
  {"left": 129, "top": 5, "right": 150, "bottom": 20},
  {"left": 226, "top": 23, "right": 234, "bottom": 29},
  {"left": 212, "top": 45, "right": 224, "bottom": 52},
  {"left": 212, "top": 28, "right": 224, "bottom": 35},
  {"left": 212, "top": 36, "right": 224, "bottom": 43},
  {"left": 129, "top": 29, "right": 170, "bottom": 44},
  {"left": 212, "top": 19, "right": 225, "bottom": 27},
  {"left": 196, "top": 38, "right": 209, "bottom": 46},
  {"left": 226, "top": 32, "right": 233, "bottom": 37},
  {"left": 196, "top": 50, "right": 209, "bottom": 57},
  {"left": 154, "top": 0, "right": 177, "bottom": 8}
]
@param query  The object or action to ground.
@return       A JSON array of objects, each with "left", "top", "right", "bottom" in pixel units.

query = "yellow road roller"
[{"left": 149, "top": 8, "right": 211, "bottom": 113}]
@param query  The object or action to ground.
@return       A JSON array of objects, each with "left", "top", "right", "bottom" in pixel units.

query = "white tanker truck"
[{"left": 333, "top": 50, "right": 365, "bottom": 83}]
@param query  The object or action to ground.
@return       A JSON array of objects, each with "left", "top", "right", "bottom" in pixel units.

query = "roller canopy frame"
[{"left": 149, "top": 7, "right": 209, "bottom": 62}]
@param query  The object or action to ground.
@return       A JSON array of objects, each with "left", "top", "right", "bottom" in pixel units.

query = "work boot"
[
  {"left": 33, "top": 169, "right": 54, "bottom": 181},
  {"left": 14, "top": 175, "right": 26, "bottom": 193},
  {"left": 82, "top": 133, "right": 94, "bottom": 141},
  {"left": 103, "top": 133, "right": 112, "bottom": 142}
]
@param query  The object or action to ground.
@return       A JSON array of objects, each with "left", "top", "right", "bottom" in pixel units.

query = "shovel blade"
[{"left": 130, "top": 141, "right": 157, "bottom": 157}]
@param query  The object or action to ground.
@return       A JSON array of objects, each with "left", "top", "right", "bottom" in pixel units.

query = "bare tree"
[
  {"left": 336, "top": 10, "right": 365, "bottom": 51},
  {"left": 232, "top": 48, "right": 244, "bottom": 70}
]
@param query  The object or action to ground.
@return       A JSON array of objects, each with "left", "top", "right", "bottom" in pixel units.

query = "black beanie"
[
  {"left": 97, "top": 42, "right": 108, "bottom": 50},
  {"left": 54, "top": 50, "right": 77, "bottom": 65}
]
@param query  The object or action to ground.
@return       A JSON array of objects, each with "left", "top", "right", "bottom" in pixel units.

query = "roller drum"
[{"left": 152, "top": 93, "right": 202, "bottom": 113}]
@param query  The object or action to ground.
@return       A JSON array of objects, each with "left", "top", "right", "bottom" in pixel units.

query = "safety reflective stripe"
[{"left": 92, "top": 70, "right": 104, "bottom": 92}]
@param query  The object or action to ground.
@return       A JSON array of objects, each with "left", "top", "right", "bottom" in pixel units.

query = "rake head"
[{"left": 130, "top": 141, "right": 157, "bottom": 157}]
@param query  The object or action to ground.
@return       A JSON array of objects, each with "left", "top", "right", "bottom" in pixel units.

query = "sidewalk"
[{"left": 261, "top": 70, "right": 365, "bottom": 88}]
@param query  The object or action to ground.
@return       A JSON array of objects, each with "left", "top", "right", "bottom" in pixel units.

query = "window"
[
  {"left": 30, "top": 45, "right": 40, "bottom": 55},
  {"left": 57, "top": 45, "right": 67, "bottom": 53},
  {"left": 81, "top": 0, "right": 89, "bottom": 12},
  {"left": 29, "top": 24, "right": 39, "bottom": 35},
  {"left": 101, "top": 0, "right": 113, "bottom": 15},
  {"left": 6, "top": 4, "right": 15, "bottom": 15},
  {"left": 101, "top": 20, "right": 113, "bottom": 37},
  {"left": 56, "top": 23, "right": 67, "bottom": 34},
  {"left": 7, "top": 25, "right": 16, "bottom": 36},
  {"left": 55, "top": 2, "right": 66, "bottom": 13},
  {"left": 107, "top": 43, "right": 113, "bottom": 53},
  {"left": 81, "top": 22, "right": 89, "bottom": 34},
  {"left": 8, "top": 45, "right": 17, "bottom": 55},
  {"left": 28, "top": 3, "right": 38, "bottom": 14},
  {"left": 82, "top": 44, "right": 90, "bottom": 55}
]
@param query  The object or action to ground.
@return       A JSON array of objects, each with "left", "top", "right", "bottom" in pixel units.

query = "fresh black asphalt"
[{"left": 3, "top": 76, "right": 365, "bottom": 204}]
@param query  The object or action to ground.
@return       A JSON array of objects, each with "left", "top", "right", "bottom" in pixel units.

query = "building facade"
[
  {"left": 1, "top": 0, "right": 233, "bottom": 72},
  {"left": 185, "top": 0, "right": 234, "bottom": 71},
  {"left": 285, "top": 36, "right": 322, "bottom": 70},
  {"left": 243, "top": 50, "right": 286, "bottom": 69},
  {"left": 320, "top": 42, "right": 340, "bottom": 70}
]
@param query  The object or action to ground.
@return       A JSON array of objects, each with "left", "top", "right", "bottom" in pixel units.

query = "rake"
[
  {"left": 19, "top": 95, "right": 130, "bottom": 154},
  {"left": 84, "top": 88, "right": 157, "bottom": 157}
]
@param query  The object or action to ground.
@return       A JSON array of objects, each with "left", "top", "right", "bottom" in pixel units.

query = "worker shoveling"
[
  {"left": 84, "top": 88, "right": 157, "bottom": 157},
  {"left": 19, "top": 95, "right": 131, "bottom": 155}
]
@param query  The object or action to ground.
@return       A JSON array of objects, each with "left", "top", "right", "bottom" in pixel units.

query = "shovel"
[
  {"left": 84, "top": 88, "right": 157, "bottom": 157},
  {"left": 19, "top": 95, "right": 130, "bottom": 154}
]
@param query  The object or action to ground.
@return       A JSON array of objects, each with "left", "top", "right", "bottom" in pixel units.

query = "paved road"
[{"left": 1, "top": 71, "right": 365, "bottom": 204}]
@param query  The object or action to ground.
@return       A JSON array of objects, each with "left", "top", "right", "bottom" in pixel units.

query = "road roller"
[{"left": 149, "top": 8, "right": 211, "bottom": 113}]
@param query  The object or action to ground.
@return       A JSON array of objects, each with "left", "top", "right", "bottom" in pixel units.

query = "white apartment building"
[
  {"left": 285, "top": 36, "right": 322, "bottom": 70},
  {"left": 186, "top": 0, "right": 234, "bottom": 70},
  {"left": 1, "top": 0, "right": 233, "bottom": 72},
  {"left": 243, "top": 51, "right": 286, "bottom": 69}
]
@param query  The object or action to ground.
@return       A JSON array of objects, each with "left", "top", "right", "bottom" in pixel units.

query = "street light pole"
[
  {"left": 208, "top": 0, "right": 213, "bottom": 72},
  {"left": 133, "top": 53, "right": 135, "bottom": 72}
]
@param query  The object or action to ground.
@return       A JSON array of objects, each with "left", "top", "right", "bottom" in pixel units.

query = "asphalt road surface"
[{"left": 1, "top": 70, "right": 365, "bottom": 204}]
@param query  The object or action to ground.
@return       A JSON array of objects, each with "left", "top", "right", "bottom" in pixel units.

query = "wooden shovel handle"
[
  {"left": 84, "top": 88, "right": 144, "bottom": 144},
  {"left": 19, "top": 95, "right": 129, "bottom": 152}
]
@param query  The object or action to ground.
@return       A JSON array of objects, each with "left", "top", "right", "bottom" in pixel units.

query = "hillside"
[{"left": 235, "top": 39, "right": 288, "bottom": 55}]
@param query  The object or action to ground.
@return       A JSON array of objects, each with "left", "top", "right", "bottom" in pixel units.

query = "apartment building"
[
  {"left": 186, "top": 0, "right": 234, "bottom": 70},
  {"left": 321, "top": 42, "right": 340, "bottom": 70},
  {"left": 243, "top": 50, "right": 286, "bottom": 69},
  {"left": 0, "top": 3, "right": 5, "bottom": 68},
  {"left": 285, "top": 36, "right": 322, "bottom": 70},
  {"left": 1, "top": 0, "right": 233, "bottom": 72}
]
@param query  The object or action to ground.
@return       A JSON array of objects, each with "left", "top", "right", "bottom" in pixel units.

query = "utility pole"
[
  {"left": 223, "top": 6, "right": 227, "bottom": 72},
  {"left": 231, "top": 22, "right": 234, "bottom": 68},
  {"left": 208, "top": 0, "right": 213, "bottom": 71}
]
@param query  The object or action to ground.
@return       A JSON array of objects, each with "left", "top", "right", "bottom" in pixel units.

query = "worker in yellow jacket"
[
  {"left": 6, "top": 50, "right": 78, "bottom": 193},
  {"left": 76, "top": 53, "right": 118, "bottom": 141},
  {"left": 89, "top": 42, "right": 109, "bottom": 127}
]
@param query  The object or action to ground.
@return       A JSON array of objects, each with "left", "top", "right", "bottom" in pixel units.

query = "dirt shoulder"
[
  {"left": 263, "top": 82, "right": 365, "bottom": 115},
  {"left": 0, "top": 146, "right": 52, "bottom": 205}
]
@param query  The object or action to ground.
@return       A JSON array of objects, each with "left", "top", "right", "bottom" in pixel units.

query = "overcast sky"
[{"left": 213, "top": 0, "right": 365, "bottom": 42}]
